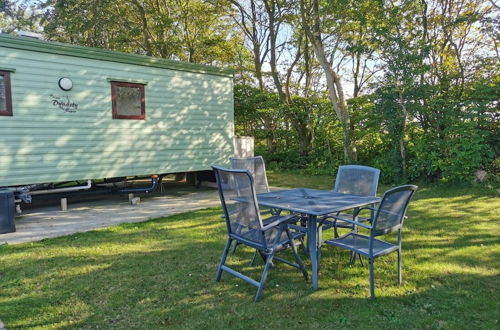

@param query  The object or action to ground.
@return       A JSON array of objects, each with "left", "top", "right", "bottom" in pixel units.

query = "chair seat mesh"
[
  {"left": 238, "top": 227, "right": 303, "bottom": 249},
  {"left": 324, "top": 233, "right": 398, "bottom": 257}
]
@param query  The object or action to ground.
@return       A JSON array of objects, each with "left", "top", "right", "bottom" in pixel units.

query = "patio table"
[{"left": 257, "top": 188, "right": 381, "bottom": 290}]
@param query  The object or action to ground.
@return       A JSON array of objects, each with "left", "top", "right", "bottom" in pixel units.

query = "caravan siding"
[{"left": 0, "top": 35, "right": 234, "bottom": 186}]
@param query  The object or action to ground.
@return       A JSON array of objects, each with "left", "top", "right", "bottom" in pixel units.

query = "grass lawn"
[{"left": 0, "top": 172, "right": 499, "bottom": 329}]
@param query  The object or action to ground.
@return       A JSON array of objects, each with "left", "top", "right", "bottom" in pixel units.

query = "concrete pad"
[{"left": 0, "top": 189, "right": 220, "bottom": 245}]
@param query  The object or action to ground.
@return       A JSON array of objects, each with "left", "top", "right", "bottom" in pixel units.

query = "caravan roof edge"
[{"left": 0, "top": 34, "right": 234, "bottom": 78}]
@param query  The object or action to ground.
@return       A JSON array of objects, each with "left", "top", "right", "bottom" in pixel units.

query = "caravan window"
[
  {"left": 111, "top": 81, "right": 145, "bottom": 120},
  {"left": 0, "top": 71, "right": 13, "bottom": 116}
]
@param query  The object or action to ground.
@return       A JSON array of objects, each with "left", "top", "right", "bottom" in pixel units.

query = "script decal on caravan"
[{"left": 50, "top": 94, "right": 79, "bottom": 113}]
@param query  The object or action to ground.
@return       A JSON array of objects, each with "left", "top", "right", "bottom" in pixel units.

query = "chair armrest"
[
  {"left": 331, "top": 216, "right": 373, "bottom": 229},
  {"left": 320, "top": 213, "right": 371, "bottom": 228},
  {"left": 353, "top": 205, "right": 377, "bottom": 216},
  {"left": 356, "top": 206, "right": 376, "bottom": 212},
  {"left": 261, "top": 214, "right": 300, "bottom": 231}
]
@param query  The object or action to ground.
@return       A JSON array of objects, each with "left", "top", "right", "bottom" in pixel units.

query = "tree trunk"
[
  {"left": 300, "top": 0, "right": 357, "bottom": 163},
  {"left": 398, "top": 90, "right": 408, "bottom": 180},
  {"left": 253, "top": 44, "right": 265, "bottom": 90},
  {"left": 261, "top": 118, "right": 276, "bottom": 152},
  {"left": 263, "top": 0, "right": 286, "bottom": 102},
  {"left": 230, "top": 0, "right": 266, "bottom": 91},
  {"left": 132, "top": 0, "right": 153, "bottom": 56}
]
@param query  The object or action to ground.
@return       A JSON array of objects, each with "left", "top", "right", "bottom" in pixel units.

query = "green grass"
[{"left": 1, "top": 173, "right": 499, "bottom": 329}]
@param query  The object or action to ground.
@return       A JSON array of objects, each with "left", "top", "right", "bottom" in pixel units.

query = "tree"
[
  {"left": 371, "top": 0, "right": 429, "bottom": 180},
  {"left": 41, "top": 0, "right": 240, "bottom": 65},
  {"left": 1, "top": 0, "right": 44, "bottom": 34},
  {"left": 299, "top": 0, "right": 357, "bottom": 163},
  {"left": 229, "top": 0, "right": 269, "bottom": 90}
]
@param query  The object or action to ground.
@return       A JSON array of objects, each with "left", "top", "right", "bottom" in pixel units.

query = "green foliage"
[
  {"left": 369, "top": 74, "right": 497, "bottom": 183},
  {"left": 235, "top": 84, "right": 343, "bottom": 174},
  {"left": 405, "top": 74, "right": 497, "bottom": 183},
  {"left": 238, "top": 0, "right": 496, "bottom": 184},
  {"left": 3, "top": 0, "right": 496, "bottom": 184},
  {"left": 409, "top": 122, "right": 492, "bottom": 182},
  {"left": 0, "top": 0, "right": 43, "bottom": 33},
  {"left": 38, "top": 0, "right": 241, "bottom": 65},
  {"left": 238, "top": 78, "right": 496, "bottom": 184}
]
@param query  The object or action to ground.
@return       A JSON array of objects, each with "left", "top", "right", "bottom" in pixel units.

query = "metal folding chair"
[
  {"left": 323, "top": 185, "right": 417, "bottom": 298},
  {"left": 229, "top": 156, "right": 307, "bottom": 260},
  {"left": 230, "top": 156, "right": 270, "bottom": 194},
  {"left": 212, "top": 165, "right": 308, "bottom": 301},
  {"left": 321, "top": 165, "right": 381, "bottom": 238}
]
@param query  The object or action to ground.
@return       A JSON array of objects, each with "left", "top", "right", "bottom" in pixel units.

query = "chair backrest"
[
  {"left": 212, "top": 165, "right": 266, "bottom": 245},
  {"left": 230, "top": 156, "right": 270, "bottom": 194},
  {"left": 372, "top": 185, "right": 418, "bottom": 236},
  {"left": 333, "top": 165, "right": 381, "bottom": 196}
]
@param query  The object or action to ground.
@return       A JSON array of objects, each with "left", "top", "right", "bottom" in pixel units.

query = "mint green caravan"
[{"left": 0, "top": 34, "right": 234, "bottom": 194}]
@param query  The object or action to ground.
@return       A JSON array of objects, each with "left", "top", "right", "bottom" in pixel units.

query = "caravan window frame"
[
  {"left": 0, "top": 71, "right": 13, "bottom": 117},
  {"left": 111, "top": 81, "right": 146, "bottom": 120}
]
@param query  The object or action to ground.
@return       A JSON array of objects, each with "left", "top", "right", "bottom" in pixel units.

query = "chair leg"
[
  {"left": 255, "top": 254, "right": 274, "bottom": 302},
  {"left": 349, "top": 253, "right": 364, "bottom": 266},
  {"left": 249, "top": 250, "right": 258, "bottom": 266},
  {"left": 298, "top": 236, "right": 308, "bottom": 255},
  {"left": 348, "top": 226, "right": 362, "bottom": 265},
  {"left": 358, "top": 253, "right": 365, "bottom": 266},
  {"left": 369, "top": 258, "right": 375, "bottom": 299},
  {"left": 398, "top": 248, "right": 402, "bottom": 285},
  {"left": 216, "top": 238, "right": 233, "bottom": 282},
  {"left": 287, "top": 229, "right": 308, "bottom": 281},
  {"left": 318, "top": 225, "right": 323, "bottom": 245},
  {"left": 230, "top": 241, "right": 239, "bottom": 254},
  {"left": 317, "top": 246, "right": 322, "bottom": 270},
  {"left": 349, "top": 251, "right": 356, "bottom": 265},
  {"left": 317, "top": 225, "right": 323, "bottom": 269},
  {"left": 258, "top": 250, "right": 268, "bottom": 264},
  {"left": 251, "top": 249, "right": 272, "bottom": 266}
]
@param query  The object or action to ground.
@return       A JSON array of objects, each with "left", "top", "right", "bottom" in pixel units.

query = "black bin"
[{"left": 0, "top": 189, "right": 16, "bottom": 234}]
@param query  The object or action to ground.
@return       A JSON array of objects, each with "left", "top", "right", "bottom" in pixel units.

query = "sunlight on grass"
[{"left": 0, "top": 174, "right": 498, "bottom": 329}]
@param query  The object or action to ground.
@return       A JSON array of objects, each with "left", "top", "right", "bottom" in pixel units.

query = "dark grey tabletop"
[{"left": 257, "top": 188, "right": 381, "bottom": 216}]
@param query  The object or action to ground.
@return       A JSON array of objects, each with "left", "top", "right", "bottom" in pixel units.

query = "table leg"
[{"left": 308, "top": 214, "right": 318, "bottom": 290}]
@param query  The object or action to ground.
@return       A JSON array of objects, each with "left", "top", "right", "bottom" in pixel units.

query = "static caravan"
[{"left": 0, "top": 34, "right": 234, "bottom": 199}]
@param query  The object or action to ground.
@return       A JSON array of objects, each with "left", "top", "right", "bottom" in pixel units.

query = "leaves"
[
  {"left": 2, "top": 0, "right": 497, "bottom": 182},
  {"left": 36, "top": 0, "right": 241, "bottom": 64}
]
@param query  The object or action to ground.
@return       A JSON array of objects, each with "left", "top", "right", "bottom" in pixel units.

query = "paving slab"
[{"left": 0, "top": 189, "right": 220, "bottom": 245}]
